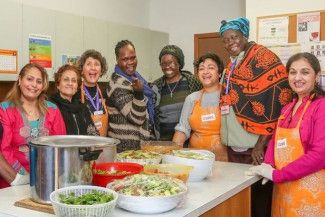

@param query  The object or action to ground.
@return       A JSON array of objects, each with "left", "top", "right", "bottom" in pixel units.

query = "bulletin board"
[
  {"left": 257, "top": 10, "right": 325, "bottom": 89},
  {"left": 256, "top": 10, "right": 325, "bottom": 43}
]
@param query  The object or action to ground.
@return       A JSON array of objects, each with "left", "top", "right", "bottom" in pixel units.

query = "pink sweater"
[
  {"left": 0, "top": 101, "right": 66, "bottom": 173},
  {"left": 264, "top": 96, "right": 325, "bottom": 183}
]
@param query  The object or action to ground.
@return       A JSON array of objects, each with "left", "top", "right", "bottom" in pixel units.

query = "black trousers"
[{"left": 227, "top": 147, "right": 273, "bottom": 217}]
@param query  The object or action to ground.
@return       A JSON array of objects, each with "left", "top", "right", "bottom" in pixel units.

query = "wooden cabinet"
[
  {"left": 194, "top": 32, "right": 230, "bottom": 66},
  {"left": 200, "top": 187, "right": 251, "bottom": 217}
]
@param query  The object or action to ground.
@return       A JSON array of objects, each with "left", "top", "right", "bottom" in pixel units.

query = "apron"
[
  {"left": 189, "top": 91, "right": 228, "bottom": 162},
  {"left": 273, "top": 99, "right": 325, "bottom": 217},
  {"left": 81, "top": 83, "right": 108, "bottom": 137}
]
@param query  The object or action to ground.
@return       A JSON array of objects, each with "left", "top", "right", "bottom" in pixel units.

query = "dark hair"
[
  {"left": 286, "top": 52, "right": 325, "bottom": 98},
  {"left": 77, "top": 49, "right": 108, "bottom": 77},
  {"left": 54, "top": 64, "right": 82, "bottom": 90},
  {"left": 114, "top": 40, "right": 136, "bottom": 59},
  {"left": 194, "top": 52, "right": 224, "bottom": 75}
]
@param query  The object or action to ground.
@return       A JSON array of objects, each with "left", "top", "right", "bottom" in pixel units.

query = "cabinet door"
[{"left": 194, "top": 33, "right": 230, "bottom": 66}]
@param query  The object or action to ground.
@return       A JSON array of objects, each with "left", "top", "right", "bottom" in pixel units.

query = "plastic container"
[
  {"left": 141, "top": 141, "right": 181, "bottom": 154},
  {"left": 143, "top": 164, "right": 193, "bottom": 183},
  {"left": 50, "top": 185, "right": 118, "bottom": 217},
  {"left": 162, "top": 149, "right": 215, "bottom": 182},
  {"left": 92, "top": 162, "right": 143, "bottom": 187}
]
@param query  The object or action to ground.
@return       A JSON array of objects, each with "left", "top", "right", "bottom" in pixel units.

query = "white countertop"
[{"left": 0, "top": 161, "right": 260, "bottom": 217}]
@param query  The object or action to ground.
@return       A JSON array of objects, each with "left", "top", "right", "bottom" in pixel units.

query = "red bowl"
[{"left": 92, "top": 162, "right": 143, "bottom": 187}]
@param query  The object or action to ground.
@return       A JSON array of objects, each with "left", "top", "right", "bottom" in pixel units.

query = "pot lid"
[{"left": 30, "top": 135, "right": 120, "bottom": 148}]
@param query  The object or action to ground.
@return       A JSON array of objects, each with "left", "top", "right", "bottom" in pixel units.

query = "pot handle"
[{"left": 79, "top": 149, "right": 103, "bottom": 161}]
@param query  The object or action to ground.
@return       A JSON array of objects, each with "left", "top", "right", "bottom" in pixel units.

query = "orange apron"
[
  {"left": 273, "top": 99, "right": 325, "bottom": 217},
  {"left": 81, "top": 83, "right": 109, "bottom": 137},
  {"left": 189, "top": 91, "right": 228, "bottom": 162}
]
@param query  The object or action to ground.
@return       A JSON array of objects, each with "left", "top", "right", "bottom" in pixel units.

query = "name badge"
[
  {"left": 276, "top": 138, "right": 287, "bottom": 149},
  {"left": 221, "top": 105, "right": 230, "bottom": 115},
  {"left": 94, "top": 121, "right": 103, "bottom": 130},
  {"left": 201, "top": 113, "right": 216, "bottom": 122},
  {"left": 94, "top": 110, "right": 103, "bottom": 115}
]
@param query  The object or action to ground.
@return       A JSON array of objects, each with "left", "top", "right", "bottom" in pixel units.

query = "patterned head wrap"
[
  {"left": 159, "top": 45, "right": 185, "bottom": 70},
  {"left": 219, "top": 17, "right": 250, "bottom": 38}
]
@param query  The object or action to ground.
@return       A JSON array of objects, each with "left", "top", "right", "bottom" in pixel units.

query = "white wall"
[
  {"left": 10, "top": 0, "right": 151, "bottom": 29},
  {"left": 6, "top": 0, "right": 246, "bottom": 73},
  {"left": 246, "top": 0, "right": 325, "bottom": 42},
  {"left": 149, "top": 0, "right": 245, "bottom": 72}
]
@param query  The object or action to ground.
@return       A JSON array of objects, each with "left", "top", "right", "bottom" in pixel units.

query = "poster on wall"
[
  {"left": 0, "top": 49, "right": 18, "bottom": 74},
  {"left": 297, "top": 12, "right": 320, "bottom": 43},
  {"left": 301, "top": 41, "right": 325, "bottom": 71},
  {"left": 62, "top": 54, "right": 80, "bottom": 66},
  {"left": 258, "top": 16, "right": 289, "bottom": 46},
  {"left": 267, "top": 44, "right": 301, "bottom": 66},
  {"left": 29, "top": 34, "right": 52, "bottom": 68}
]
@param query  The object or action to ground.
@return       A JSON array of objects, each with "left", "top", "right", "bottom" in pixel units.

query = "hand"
[
  {"left": 251, "top": 142, "right": 265, "bottom": 165},
  {"left": 11, "top": 173, "right": 30, "bottom": 186},
  {"left": 248, "top": 163, "right": 274, "bottom": 181},
  {"left": 131, "top": 77, "right": 144, "bottom": 92},
  {"left": 261, "top": 178, "right": 269, "bottom": 185}
]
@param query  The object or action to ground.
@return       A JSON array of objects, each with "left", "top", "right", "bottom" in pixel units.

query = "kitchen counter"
[{"left": 0, "top": 161, "right": 260, "bottom": 217}]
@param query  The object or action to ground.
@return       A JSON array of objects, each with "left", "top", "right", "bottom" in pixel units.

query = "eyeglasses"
[
  {"left": 62, "top": 77, "right": 78, "bottom": 84},
  {"left": 160, "top": 61, "right": 177, "bottom": 68}
]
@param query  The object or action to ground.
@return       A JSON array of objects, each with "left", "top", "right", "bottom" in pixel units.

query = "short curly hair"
[
  {"left": 54, "top": 64, "right": 82, "bottom": 89},
  {"left": 193, "top": 52, "right": 224, "bottom": 75},
  {"left": 77, "top": 49, "right": 108, "bottom": 77}
]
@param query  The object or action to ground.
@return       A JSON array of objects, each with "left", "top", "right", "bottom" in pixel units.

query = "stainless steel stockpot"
[{"left": 29, "top": 135, "right": 119, "bottom": 204}]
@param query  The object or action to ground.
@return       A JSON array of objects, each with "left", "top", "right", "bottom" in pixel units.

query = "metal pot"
[{"left": 29, "top": 135, "right": 119, "bottom": 204}]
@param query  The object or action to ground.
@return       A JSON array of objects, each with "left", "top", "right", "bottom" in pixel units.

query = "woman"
[
  {"left": 173, "top": 53, "right": 227, "bottom": 161},
  {"left": 249, "top": 53, "right": 325, "bottom": 216},
  {"left": 106, "top": 40, "right": 153, "bottom": 152},
  {"left": 77, "top": 49, "right": 108, "bottom": 136},
  {"left": 219, "top": 17, "right": 291, "bottom": 217},
  {"left": 152, "top": 45, "right": 202, "bottom": 141},
  {"left": 50, "top": 64, "right": 98, "bottom": 136},
  {"left": 0, "top": 63, "right": 66, "bottom": 187}
]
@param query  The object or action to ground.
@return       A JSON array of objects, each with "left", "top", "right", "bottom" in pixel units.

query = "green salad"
[
  {"left": 110, "top": 174, "right": 184, "bottom": 197},
  {"left": 59, "top": 190, "right": 114, "bottom": 205},
  {"left": 116, "top": 150, "right": 161, "bottom": 159},
  {"left": 172, "top": 150, "right": 211, "bottom": 160}
]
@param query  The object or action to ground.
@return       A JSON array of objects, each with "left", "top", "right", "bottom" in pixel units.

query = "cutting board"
[{"left": 14, "top": 198, "right": 54, "bottom": 214}]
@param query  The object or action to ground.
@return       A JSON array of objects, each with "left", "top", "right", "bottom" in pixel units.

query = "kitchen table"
[{"left": 0, "top": 161, "right": 260, "bottom": 217}]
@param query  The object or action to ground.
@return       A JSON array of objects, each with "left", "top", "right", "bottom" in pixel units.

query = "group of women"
[{"left": 0, "top": 16, "right": 324, "bottom": 217}]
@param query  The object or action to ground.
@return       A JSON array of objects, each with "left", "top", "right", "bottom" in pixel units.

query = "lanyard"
[
  {"left": 225, "top": 60, "right": 237, "bottom": 95},
  {"left": 83, "top": 86, "right": 100, "bottom": 111}
]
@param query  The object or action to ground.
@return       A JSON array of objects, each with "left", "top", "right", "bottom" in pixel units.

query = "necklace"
[{"left": 166, "top": 77, "right": 182, "bottom": 98}]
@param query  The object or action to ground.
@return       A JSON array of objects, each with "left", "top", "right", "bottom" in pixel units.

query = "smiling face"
[
  {"left": 19, "top": 67, "right": 44, "bottom": 101},
  {"left": 222, "top": 29, "right": 248, "bottom": 56},
  {"left": 57, "top": 70, "right": 78, "bottom": 101},
  {"left": 160, "top": 54, "right": 180, "bottom": 80},
  {"left": 197, "top": 58, "right": 220, "bottom": 88},
  {"left": 82, "top": 57, "right": 102, "bottom": 86},
  {"left": 288, "top": 58, "right": 320, "bottom": 99},
  {"left": 116, "top": 44, "right": 138, "bottom": 76}
]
